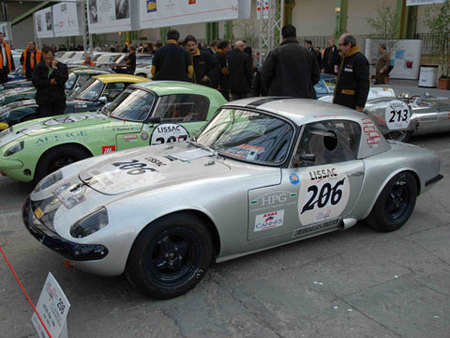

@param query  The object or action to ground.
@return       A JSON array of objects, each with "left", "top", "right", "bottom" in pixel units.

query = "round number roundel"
[
  {"left": 385, "top": 100, "right": 410, "bottom": 130},
  {"left": 298, "top": 167, "right": 350, "bottom": 226},
  {"left": 150, "top": 123, "right": 190, "bottom": 145}
]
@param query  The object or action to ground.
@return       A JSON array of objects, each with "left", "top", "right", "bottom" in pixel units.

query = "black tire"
[
  {"left": 367, "top": 172, "right": 417, "bottom": 232},
  {"left": 126, "top": 213, "right": 213, "bottom": 299},
  {"left": 34, "top": 145, "right": 91, "bottom": 183},
  {"left": 385, "top": 131, "right": 412, "bottom": 142}
]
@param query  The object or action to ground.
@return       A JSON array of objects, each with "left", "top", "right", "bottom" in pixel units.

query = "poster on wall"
[
  {"left": 53, "top": 2, "right": 82, "bottom": 37},
  {"left": 34, "top": 7, "right": 54, "bottom": 39},
  {"left": 406, "top": 0, "right": 447, "bottom": 6},
  {"left": 88, "top": 0, "right": 133, "bottom": 34},
  {"left": 365, "top": 39, "right": 422, "bottom": 80},
  {"left": 139, "top": 0, "right": 250, "bottom": 29},
  {"left": 0, "top": 22, "right": 12, "bottom": 42}
]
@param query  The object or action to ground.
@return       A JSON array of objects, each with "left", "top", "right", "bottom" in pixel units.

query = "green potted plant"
[{"left": 424, "top": 2, "right": 449, "bottom": 89}]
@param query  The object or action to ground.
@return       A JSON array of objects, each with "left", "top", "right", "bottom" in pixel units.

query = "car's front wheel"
[
  {"left": 367, "top": 172, "right": 417, "bottom": 232},
  {"left": 126, "top": 213, "right": 213, "bottom": 299}
]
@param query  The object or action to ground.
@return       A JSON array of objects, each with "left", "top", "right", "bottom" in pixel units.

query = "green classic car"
[
  {"left": 0, "top": 81, "right": 227, "bottom": 183},
  {"left": 0, "top": 68, "right": 113, "bottom": 107}
]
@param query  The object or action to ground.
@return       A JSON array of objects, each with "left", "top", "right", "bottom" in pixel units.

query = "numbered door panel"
[{"left": 115, "top": 122, "right": 145, "bottom": 151}]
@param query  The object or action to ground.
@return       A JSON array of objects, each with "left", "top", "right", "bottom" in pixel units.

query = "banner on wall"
[
  {"left": 53, "top": 2, "right": 82, "bottom": 37},
  {"left": 365, "top": 39, "right": 422, "bottom": 80},
  {"left": 0, "top": 22, "right": 12, "bottom": 42},
  {"left": 88, "top": 0, "right": 134, "bottom": 34},
  {"left": 406, "top": 0, "right": 447, "bottom": 6},
  {"left": 139, "top": 0, "right": 251, "bottom": 29},
  {"left": 34, "top": 7, "right": 54, "bottom": 39}
]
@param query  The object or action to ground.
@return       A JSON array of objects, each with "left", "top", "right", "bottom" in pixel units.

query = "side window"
[
  {"left": 153, "top": 94, "right": 210, "bottom": 123},
  {"left": 104, "top": 82, "right": 125, "bottom": 101},
  {"left": 292, "top": 120, "right": 361, "bottom": 167}
]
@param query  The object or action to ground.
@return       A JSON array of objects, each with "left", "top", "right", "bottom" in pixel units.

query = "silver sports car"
[{"left": 23, "top": 98, "right": 442, "bottom": 299}]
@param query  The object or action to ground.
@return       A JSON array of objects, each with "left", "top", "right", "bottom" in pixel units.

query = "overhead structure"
[{"left": 257, "top": 0, "right": 285, "bottom": 64}]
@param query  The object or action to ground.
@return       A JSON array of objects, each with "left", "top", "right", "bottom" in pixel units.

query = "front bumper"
[{"left": 22, "top": 197, "right": 109, "bottom": 261}]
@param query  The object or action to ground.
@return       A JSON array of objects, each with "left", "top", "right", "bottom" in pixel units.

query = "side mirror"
[
  {"left": 299, "top": 153, "right": 316, "bottom": 162},
  {"left": 98, "top": 96, "right": 107, "bottom": 104}
]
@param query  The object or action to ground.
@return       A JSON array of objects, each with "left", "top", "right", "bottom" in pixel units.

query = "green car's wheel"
[
  {"left": 34, "top": 145, "right": 91, "bottom": 183},
  {"left": 367, "top": 172, "right": 417, "bottom": 232},
  {"left": 126, "top": 213, "right": 213, "bottom": 299}
]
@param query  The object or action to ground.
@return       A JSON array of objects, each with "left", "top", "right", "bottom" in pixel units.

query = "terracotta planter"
[{"left": 438, "top": 77, "right": 450, "bottom": 90}]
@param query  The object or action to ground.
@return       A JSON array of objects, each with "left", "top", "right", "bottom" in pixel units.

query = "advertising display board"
[
  {"left": 365, "top": 39, "right": 422, "bottom": 80},
  {"left": 53, "top": 2, "right": 83, "bottom": 37},
  {"left": 406, "top": 0, "right": 447, "bottom": 6},
  {"left": 87, "top": 0, "right": 134, "bottom": 34},
  {"left": 139, "top": 0, "right": 250, "bottom": 29},
  {"left": 34, "top": 7, "right": 54, "bottom": 39}
]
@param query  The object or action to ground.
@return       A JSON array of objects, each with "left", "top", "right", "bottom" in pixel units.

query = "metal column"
[{"left": 257, "top": 0, "right": 285, "bottom": 66}]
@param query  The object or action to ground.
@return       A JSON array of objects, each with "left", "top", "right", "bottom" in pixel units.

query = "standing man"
[
  {"left": 0, "top": 32, "right": 15, "bottom": 84},
  {"left": 125, "top": 45, "right": 136, "bottom": 74},
  {"left": 214, "top": 40, "right": 231, "bottom": 100},
  {"left": 32, "top": 46, "right": 68, "bottom": 117},
  {"left": 20, "top": 41, "right": 41, "bottom": 80},
  {"left": 375, "top": 43, "right": 391, "bottom": 84},
  {"left": 322, "top": 38, "right": 340, "bottom": 75},
  {"left": 184, "top": 35, "right": 219, "bottom": 87},
  {"left": 228, "top": 40, "right": 253, "bottom": 100},
  {"left": 152, "top": 29, "right": 192, "bottom": 81},
  {"left": 305, "top": 40, "right": 322, "bottom": 71},
  {"left": 333, "top": 34, "right": 369, "bottom": 112},
  {"left": 262, "top": 25, "right": 320, "bottom": 98}
]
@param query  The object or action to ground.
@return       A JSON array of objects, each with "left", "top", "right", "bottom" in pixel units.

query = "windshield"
[
  {"left": 196, "top": 108, "right": 294, "bottom": 165},
  {"left": 75, "top": 78, "right": 104, "bottom": 101},
  {"left": 109, "top": 88, "right": 156, "bottom": 121},
  {"left": 137, "top": 55, "right": 153, "bottom": 64},
  {"left": 65, "top": 73, "right": 77, "bottom": 90}
]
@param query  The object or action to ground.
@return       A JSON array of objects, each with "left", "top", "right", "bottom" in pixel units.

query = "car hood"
[
  {"left": 0, "top": 99, "right": 36, "bottom": 112},
  {"left": 78, "top": 142, "right": 269, "bottom": 196},
  {"left": 0, "top": 87, "right": 34, "bottom": 98}
]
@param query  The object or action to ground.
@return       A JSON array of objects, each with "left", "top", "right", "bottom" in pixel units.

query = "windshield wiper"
[{"left": 187, "top": 139, "right": 217, "bottom": 156}]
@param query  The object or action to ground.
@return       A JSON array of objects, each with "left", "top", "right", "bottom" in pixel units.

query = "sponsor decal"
[
  {"left": 290, "top": 173, "right": 300, "bottom": 185},
  {"left": 112, "top": 126, "right": 140, "bottom": 132},
  {"left": 250, "top": 192, "right": 297, "bottom": 208},
  {"left": 34, "top": 207, "right": 43, "bottom": 219},
  {"left": 292, "top": 219, "right": 340, "bottom": 238},
  {"left": 313, "top": 113, "right": 345, "bottom": 119},
  {"left": 361, "top": 118, "right": 380, "bottom": 145},
  {"left": 145, "top": 156, "right": 166, "bottom": 167},
  {"left": 35, "top": 131, "right": 87, "bottom": 144},
  {"left": 75, "top": 104, "right": 88, "bottom": 109},
  {"left": 188, "top": 0, "right": 196, "bottom": 4},
  {"left": 102, "top": 145, "right": 116, "bottom": 154},
  {"left": 141, "top": 132, "right": 149, "bottom": 141},
  {"left": 385, "top": 100, "right": 411, "bottom": 130},
  {"left": 150, "top": 123, "right": 189, "bottom": 145},
  {"left": 112, "top": 159, "right": 157, "bottom": 175},
  {"left": 420, "top": 115, "right": 439, "bottom": 122},
  {"left": 298, "top": 167, "right": 350, "bottom": 226},
  {"left": 223, "top": 144, "right": 265, "bottom": 160},
  {"left": 147, "top": 0, "right": 157, "bottom": 12},
  {"left": 254, "top": 210, "right": 284, "bottom": 232},
  {"left": 123, "top": 134, "right": 138, "bottom": 141}
]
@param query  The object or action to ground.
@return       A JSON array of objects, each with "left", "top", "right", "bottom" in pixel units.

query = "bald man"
[{"left": 228, "top": 40, "right": 253, "bottom": 100}]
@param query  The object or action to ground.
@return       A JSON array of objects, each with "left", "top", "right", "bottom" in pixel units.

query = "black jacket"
[
  {"left": 213, "top": 50, "right": 229, "bottom": 90},
  {"left": 228, "top": 49, "right": 253, "bottom": 94},
  {"left": 152, "top": 41, "right": 191, "bottom": 81},
  {"left": 262, "top": 38, "right": 320, "bottom": 98},
  {"left": 333, "top": 45, "right": 370, "bottom": 110},
  {"left": 191, "top": 49, "right": 219, "bottom": 87},
  {"left": 125, "top": 51, "right": 136, "bottom": 74},
  {"left": 322, "top": 45, "right": 341, "bottom": 75},
  {"left": 32, "top": 60, "right": 68, "bottom": 105}
]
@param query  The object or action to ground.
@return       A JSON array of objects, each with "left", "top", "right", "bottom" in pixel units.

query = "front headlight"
[
  {"left": 70, "top": 207, "right": 109, "bottom": 238},
  {"left": 0, "top": 96, "right": 5, "bottom": 104},
  {"left": 4, "top": 141, "right": 24, "bottom": 157},
  {"left": 34, "top": 170, "right": 63, "bottom": 192}
]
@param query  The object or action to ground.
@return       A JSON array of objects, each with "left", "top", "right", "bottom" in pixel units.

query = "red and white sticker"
[
  {"left": 102, "top": 145, "right": 116, "bottom": 154},
  {"left": 254, "top": 210, "right": 284, "bottom": 232},
  {"left": 298, "top": 167, "right": 350, "bottom": 226},
  {"left": 361, "top": 118, "right": 380, "bottom": 145},
  {"left": 385, "top": 100, "right": 410, "bottom": 130},
  {"left": 150, "top": 123, "right": 189, "bottom": 145},
  {"left": 123, "top": 134, "right": 138, "bottom": 141}
]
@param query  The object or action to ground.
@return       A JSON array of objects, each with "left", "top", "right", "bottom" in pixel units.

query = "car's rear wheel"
[
  {"left": 385, "top": 131, "right": 412, "bottom": 142},
  {"left": 367, "top": 172, "right": 417, "bottom": 232},
  {"left": 34, "top": 145, "right": 91, "bottom": 183},
  {"left": 126, "top": 213, "right": 213, "bottom": 299}
]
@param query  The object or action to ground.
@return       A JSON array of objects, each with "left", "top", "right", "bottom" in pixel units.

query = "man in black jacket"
[
  {"left": 333, "top": 34, "right": 369, "bottom": 111},
  {"left": 151, "top": 29, "right": 192, "bottom": 81},
  {"left": 322, "top": 39, "right": 341, "bottom": 75},
  {"left": 125, "top": 45, "right": 136, "bottom": 74},
  {"left": 228, "top": 40, "right": 253, "bottom": 100},
  {"left": 262, "top": 25, "right": 320, "bottom": 98},
  {"left": 214, "top": 40, "right": 231, "bottom": 100},
  {"left": 32, "top": 46, "right": 68, "bottom": 117},
  {"left": 184, "top": 35, "right": 219, "bottom": 87}
]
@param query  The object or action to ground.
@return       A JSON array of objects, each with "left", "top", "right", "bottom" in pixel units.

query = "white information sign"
[
  {"left": 32, "top": 272, "right": 70, "bottom": 338},
  {"left": 88, "top": 0, "right": 133, "bottom": 34},
  {"left": 139, "top": 0, "right": 250, "bottom": 29},
  {"left": 406, "top": 0, "right": 447, "bottom": 6},
  {"left": 53, "top": 2, "right": 82, "bottom": 37},
  {"left": 365, "top": 39, "right": 422, "bottom": 80},
  {"left": 34, "top": 7, "right": 54, "bottom": 39},
  {"left": 0, "top": 22, "right": 12, "bottom": 42},
  {"left": 385, "top": 100, "right": 411, "bottom": 130}
]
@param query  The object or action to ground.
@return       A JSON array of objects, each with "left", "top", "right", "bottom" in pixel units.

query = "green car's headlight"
[
  {"left": 4, "top": 141, "right": 24, "bottom": 157},
  {"left": 70, "top": 207, "right": 109, "bottom": 238},
  {"left": 34, "top": 170, "right": 63, "bottom": 192}
]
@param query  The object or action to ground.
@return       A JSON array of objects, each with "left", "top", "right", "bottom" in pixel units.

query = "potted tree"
[{"left": 424, "top": 2, "right": 449, "bottom": 89}]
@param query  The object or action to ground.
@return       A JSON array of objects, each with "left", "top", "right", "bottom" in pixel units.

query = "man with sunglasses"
[{"left": 333, "top": 34, "right": 369, "bottom": 112}]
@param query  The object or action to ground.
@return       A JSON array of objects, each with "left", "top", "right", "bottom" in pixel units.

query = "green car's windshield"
[
  {"left": 108, "top": 88, "right": 156, "bottom": 122},
  {"left": 75, "top": 78, "right": 104, "bottom": 101},
  {"left": 65, "top": 73, "right": 77, "bottom": 90},
  {"left": 196, "top": 108, "right": 294, "bottom": 165}
]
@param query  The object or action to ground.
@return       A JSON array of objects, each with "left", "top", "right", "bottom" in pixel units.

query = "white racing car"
[{"left": 23, "top": 98, "right": 442, "bottom": 299}]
